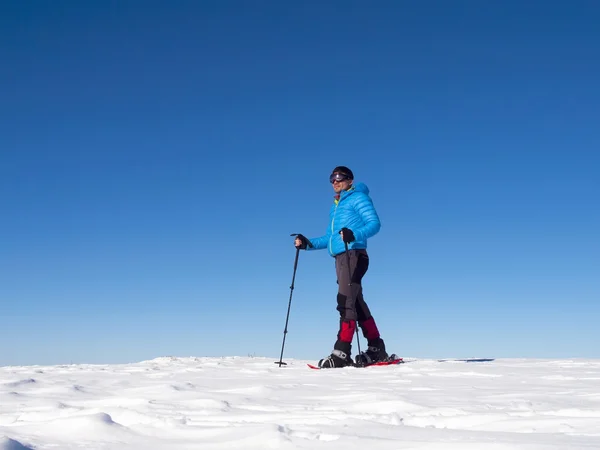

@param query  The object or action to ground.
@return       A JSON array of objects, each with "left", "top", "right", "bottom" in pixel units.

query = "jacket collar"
[{"left": 334, "top": 185, "right": 355, "bottom": 204}]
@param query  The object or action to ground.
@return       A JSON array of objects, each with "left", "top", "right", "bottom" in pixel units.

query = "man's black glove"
[
  {"left": 340, "top": 228, "right": 355, "bottom": 243},
  {"left": 294, "top": 234, "right": 311, "bottom": 250}
]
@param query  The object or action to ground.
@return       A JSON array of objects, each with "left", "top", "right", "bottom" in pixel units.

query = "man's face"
[{"left": 330, "top": 172, "right": 353, "bottom": 194}]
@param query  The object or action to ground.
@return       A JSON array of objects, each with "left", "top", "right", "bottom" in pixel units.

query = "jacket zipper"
[{"left": 329, "top": 201, "right": 339, "bottom": 256}]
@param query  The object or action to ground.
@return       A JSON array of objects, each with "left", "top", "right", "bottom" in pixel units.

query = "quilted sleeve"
[
  {"left": 308, "top": 225, "right": 330, "bottom": 250},
  {"left": 352, "top": 193, "right": 381, "bottom": 242}
]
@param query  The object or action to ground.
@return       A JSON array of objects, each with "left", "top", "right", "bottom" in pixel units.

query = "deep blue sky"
[{"left": 1, "top": 1, "right": 599, "bottom": 365}]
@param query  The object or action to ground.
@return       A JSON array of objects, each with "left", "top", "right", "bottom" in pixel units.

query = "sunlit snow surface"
[{"left": 1, "top": 357, "right": 599, "bottom": 449}]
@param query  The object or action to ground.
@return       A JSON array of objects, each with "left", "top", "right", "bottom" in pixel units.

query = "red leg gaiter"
[
  {"left": 361, "top": 317, "right": 380, "bottom": 341},
  {"left": 338, "top": 320, "right": 356, "bottom": 343}
]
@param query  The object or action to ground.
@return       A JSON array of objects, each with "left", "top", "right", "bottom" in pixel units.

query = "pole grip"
[{"left": 291, "top": 233, "right": 313, "bottom": 248}]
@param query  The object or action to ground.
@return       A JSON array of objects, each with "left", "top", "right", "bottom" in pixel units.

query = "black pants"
[
  {"left": 335, "top": 249, "right": 373, "bottom": 322},
  {"left": 333, "top": 249, "right": 381, "bottom": 355}
]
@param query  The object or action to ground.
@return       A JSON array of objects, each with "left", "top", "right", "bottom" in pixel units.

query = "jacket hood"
[{"left": 352, "top": 182, "right": 369, "bottom": 195}]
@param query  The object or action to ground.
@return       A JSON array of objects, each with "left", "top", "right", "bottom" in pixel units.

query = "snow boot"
[
  {"left": 318, "top": 349, "right": 353, "bottom": 369},
  {"left": 355, "top": 338, "right": 388, "bottom": 366}
]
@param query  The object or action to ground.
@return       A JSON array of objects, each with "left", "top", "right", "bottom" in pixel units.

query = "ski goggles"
[{"left": 330, "top": 173, "right": 352, "bottom": 183}]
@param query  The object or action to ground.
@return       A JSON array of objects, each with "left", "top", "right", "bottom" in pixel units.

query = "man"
[{"left": 294, "top": 166, "right": 388, "bottom": 368}]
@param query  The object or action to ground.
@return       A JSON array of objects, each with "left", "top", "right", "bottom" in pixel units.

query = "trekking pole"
[
  {"left": 344, "top": 241, "right": 362, "bottom": 357},
  {"left": 275, "top": 234, "right": 312, "bottom": 367}
]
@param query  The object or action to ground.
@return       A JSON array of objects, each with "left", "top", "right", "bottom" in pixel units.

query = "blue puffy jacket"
[{"left": 308, "top": 182, "right": 381, "bottom": 257}]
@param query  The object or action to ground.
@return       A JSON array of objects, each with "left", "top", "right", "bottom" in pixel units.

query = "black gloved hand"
[
  {"left": 340, "top": 228, "right": 355, "bottom": 243},
  {"left": 294, "top": 234, "right": 310, "bottom": 250}
]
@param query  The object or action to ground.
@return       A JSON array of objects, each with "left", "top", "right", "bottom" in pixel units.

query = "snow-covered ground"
[{"left": 1, "top": 357, "right": 599, "bottom": 449}]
